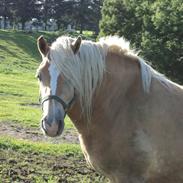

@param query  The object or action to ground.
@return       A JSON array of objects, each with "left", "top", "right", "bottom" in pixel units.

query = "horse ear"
[
  {"left": 71, "top": 36, "right": 82, "bottom": 54},
  {"left": 37, "top": 36, "right": 49, "bottom": 57}
]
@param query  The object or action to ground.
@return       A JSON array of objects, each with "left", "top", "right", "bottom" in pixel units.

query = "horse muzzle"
[{"left": 41, "top": 117, "right": 64, "bottom": 137}]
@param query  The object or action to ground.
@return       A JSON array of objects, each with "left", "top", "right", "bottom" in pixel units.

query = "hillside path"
[{"left": 0, "top": 122, "right": 79, "bottom": 144}]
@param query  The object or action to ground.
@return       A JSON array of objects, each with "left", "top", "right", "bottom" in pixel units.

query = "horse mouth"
[{"left": 41, "top": 120, "right": 64, "bottom": 137}]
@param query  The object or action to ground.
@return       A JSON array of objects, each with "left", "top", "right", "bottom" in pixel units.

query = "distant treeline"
[{"left": 0, "top": 0, "right": 102, "bottom": 34}]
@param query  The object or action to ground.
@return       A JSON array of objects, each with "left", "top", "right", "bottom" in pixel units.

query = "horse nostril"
[{"left": 42, "top": 116, "right": 47, "bottom": 124}]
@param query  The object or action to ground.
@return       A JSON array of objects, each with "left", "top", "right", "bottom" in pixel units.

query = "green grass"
[
  {"left": 59, "top": 30, "right": 97, "bottom": 41},
  {"left": 0, "top": 136, "right": 81, "bottom": 156},
  {"left": 0, "top": 30, "right": 53, "bottom": 127},
  {"left": 0, "top": 137, "right": 108, "bottom": 183}
]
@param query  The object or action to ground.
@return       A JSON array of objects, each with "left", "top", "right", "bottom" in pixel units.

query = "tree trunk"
[
  {"left": 79, "top": 23, "right": 83, "bottom": 34},
  {"left": 3, "top": 16, "right": 7, "bottom": 29},
  {"left": 21, "top": 21, "right": 25, "bottom": 30},
  {"left": 44, "top": 20, "right": 47, "bottom": 31},
  {"left": 56, "top": 21, "right": 61, "bottom": 30}
]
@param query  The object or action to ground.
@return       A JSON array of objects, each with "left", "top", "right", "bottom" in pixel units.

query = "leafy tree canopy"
[{"left": 100, "top": 0, "right": 183, "bottom": 83}]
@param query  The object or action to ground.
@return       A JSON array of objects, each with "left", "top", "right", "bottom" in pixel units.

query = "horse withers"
[{"left": 36, "top": 35, "right": 183, "bottom": 183}]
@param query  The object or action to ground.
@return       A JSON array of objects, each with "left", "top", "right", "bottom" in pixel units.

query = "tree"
[
  {"left": 39, "top": 0, "right": 55, "bottom": 30},
  {"left": 140, "top": 0, "right": 183, "bottom": 82},
  {"left": 12, "top": 0, "right": 38, "bottom": 30},
  {"left": 71, "top": 0, "right": 90, "bottom": 34},
  {"left": 89, "top": 0, "right": 103, "bottom": 34},
  {"left": 100, "top": 0, "right": 183, "bottom": 83},
  {"left": 52, "top": 0, "right": 73, "bottom": 30},
  {"left": 72, "top": 0, "right": 102, "bottom": 34},
  {"left": 0, "top": 0, "right": 14, "bottom": 29},
  {"left": 99, "top": 0, "right": 142, "bottom": 45}
]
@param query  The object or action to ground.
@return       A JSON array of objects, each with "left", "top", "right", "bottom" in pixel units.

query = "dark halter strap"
[{"left": 41, "top": 92, "right": 76, "bottom": 113}]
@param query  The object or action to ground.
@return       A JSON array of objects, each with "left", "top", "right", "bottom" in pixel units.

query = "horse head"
[{"left": 36, "top": 36, "right": 81, "bottom": 137}]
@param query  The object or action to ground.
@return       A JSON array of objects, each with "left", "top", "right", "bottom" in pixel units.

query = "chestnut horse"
[{"left": 36, "top": 35, "right": 183, "bottom": 183}]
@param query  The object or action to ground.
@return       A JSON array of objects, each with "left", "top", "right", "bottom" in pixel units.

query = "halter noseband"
[{"left": 41, "top": 93, "right": 76, "bottom": 113}]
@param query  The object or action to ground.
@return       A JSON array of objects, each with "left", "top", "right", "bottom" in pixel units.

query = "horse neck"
[{"left": 68, "top": 48, "right": 142, "bottom": 134}]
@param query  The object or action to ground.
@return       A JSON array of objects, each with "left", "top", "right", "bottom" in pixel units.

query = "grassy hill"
[
  {"left": 0, "top": 30, "right": 59, "bottom": 127},
  {"left": 0, "top": 30, "right": 108, "bottom": 182},
  {"left": 0, "top": 30, "right": 78, "bottom": 128}
]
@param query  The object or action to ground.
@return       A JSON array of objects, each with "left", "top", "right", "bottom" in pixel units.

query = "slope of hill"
[{"left": 0, "top": 30, "right": 58, "bottom": 127}]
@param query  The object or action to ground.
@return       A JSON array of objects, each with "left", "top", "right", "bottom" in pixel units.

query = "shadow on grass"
[
  {"left": 0, "top": 45, "right": 21, "bottom": 59},
  {"left": 0, "top": 30, "right": 59, "bottom": 62}
]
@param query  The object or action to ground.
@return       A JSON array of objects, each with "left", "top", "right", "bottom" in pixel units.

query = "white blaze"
[{"left": 49, "top": 63, "right": 59, "bottom": 95}]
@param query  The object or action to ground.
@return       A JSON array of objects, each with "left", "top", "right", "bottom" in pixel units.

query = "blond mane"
[
  {"left": 49, "top": 36, "right": 178, "bottom": 120},
  {"left": 50, "top": 36, "right": 106, "bottom": 120}
]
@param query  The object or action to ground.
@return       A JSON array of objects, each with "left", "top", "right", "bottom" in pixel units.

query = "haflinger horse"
[{"left": 36, "top": 35, "right": 183, "bottom": 183}]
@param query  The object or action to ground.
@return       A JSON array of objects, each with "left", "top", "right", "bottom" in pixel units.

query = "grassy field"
[{"left": 0, "top": 30, "right": 108, "bottom": 182}]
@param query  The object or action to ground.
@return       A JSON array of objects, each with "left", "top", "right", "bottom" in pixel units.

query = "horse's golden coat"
[
  {"left": 37, "top": 36, "right": 183, "bottom": 183},
  {"left": 68, "top": 45, "right": 183, "bottom": 183}
]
